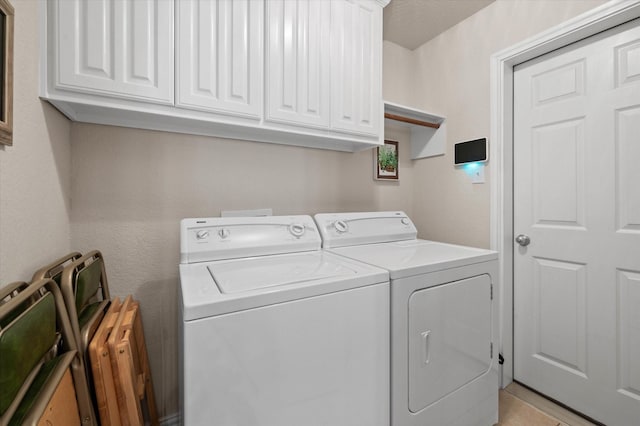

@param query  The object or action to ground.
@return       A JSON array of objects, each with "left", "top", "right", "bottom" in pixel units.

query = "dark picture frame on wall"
[
  {"left": 0, "top": 0, "right": 13, "bottom": 146},
  {"left": 374, "top": 140, "right": 399, "bottom": 181}
]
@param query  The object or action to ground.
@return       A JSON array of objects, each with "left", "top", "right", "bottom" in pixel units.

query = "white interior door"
[{"left": 513, "top": 19, "right": 640, "bottom": 426}]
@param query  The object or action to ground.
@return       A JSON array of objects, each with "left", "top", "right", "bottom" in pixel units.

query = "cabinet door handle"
[{"left": 421, "top": 330, "right": 431, "bottom": 364}]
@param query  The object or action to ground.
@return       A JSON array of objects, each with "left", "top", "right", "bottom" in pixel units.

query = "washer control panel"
[{"left": 180, "top": 216, "right": 321, "bottom": 264}]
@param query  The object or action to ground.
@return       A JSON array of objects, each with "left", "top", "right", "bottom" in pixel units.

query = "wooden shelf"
[{"left": 384, "top": 101, "right": 446, "bottom": 160}]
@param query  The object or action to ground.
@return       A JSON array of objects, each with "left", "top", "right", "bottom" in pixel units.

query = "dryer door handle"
[{"left": 421, "top": 330, "right": 432, "bottom": 364}]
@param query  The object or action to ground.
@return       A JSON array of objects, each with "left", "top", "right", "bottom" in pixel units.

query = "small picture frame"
[
  {"left": 374, "top": 140, "right": 399, "bottom": 181},
  {"left": 0, "top": 0, "right": 14, "bottom": 146}
]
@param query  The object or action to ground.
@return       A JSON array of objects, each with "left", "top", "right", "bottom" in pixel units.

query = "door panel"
[
  {"left": 616, "top": 107, "right": 640, "bottom": 232},
  {"left": 55, "top": 0, "right": 173, "bottom": 103},
  {"left": 81, "top": 0, "right": 112, "bottom": 79},
  {"left": 176, "top": 0, "right": 262, "bottom": 117},
  {"left": 330, "top": 0, "right": 381, "bottom": 137},
  {"left": 617, "top": 269, "right": 640, "bottom": 399},
  {"left": 514, "top": 19, "right": 640, "bottom": 426},
  {"left": 532, "top": 59, "right": 585, "bottom": 105},
  {"left": 616, "top": 40, "right": 640, "bottom": 86},
  {"left": 532, "top": 258, "right": 587, "bottom": 376},
  {"left": 408, "top": 275, "right": 491, "bottom": 413},
  {"left": 125, "top": 0, "right": 156, "bottom": 86},
  {"left": 265, "top": 0, "right": 330, "bottom": 128},
  {"left": 532, "top": 119, "right": 585, "bottom": 227}
]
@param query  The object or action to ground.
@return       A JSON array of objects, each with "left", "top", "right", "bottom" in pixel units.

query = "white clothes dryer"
[
  {"left": 179, "top": 215, "right": 390, "bottom": 426},
  {"left": 315, "top": 211, "right": 499, "bottom": 426}
]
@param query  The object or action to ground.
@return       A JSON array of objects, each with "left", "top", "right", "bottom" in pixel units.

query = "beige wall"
[
  {"left": 70, "top": 123, "right": 413, "bottom": 417},
  {"left": 0, "top": 1, "right": 71, "bottom": 284},
  {"left": 383, "top": 40, "right": 416, "bottom": 105},
  {"left": 409, "top": 0, "right": 606, "bottom": 248}
]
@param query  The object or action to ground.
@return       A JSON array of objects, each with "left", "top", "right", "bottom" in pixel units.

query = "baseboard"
[{"left": 160, "top": 412, "right": 180, "bottom": 426}]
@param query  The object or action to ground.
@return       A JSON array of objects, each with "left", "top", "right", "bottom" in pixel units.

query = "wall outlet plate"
[
  {"left": 221, "top": 208, "right": 273, "bottom": 217},
  {"left": 460, "top": 162, "right": 485, "bottom": 184},
  {"left": 471, "top": 165, "right": 485, "bottom": 184}
]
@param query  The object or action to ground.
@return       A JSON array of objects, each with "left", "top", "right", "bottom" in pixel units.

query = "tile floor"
[{"left": 496, "top": 383, "right": 597, "bottom": 426}]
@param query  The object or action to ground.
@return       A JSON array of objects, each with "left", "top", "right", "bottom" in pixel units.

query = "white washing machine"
[
  {"left": 179, "top": 215, "right": 390, "bottom": 426},
  {"left": 315, "top": 211, "right": 499, "bottom": 426}
]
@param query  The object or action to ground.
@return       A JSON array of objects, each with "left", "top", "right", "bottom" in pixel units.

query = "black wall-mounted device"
[{"left": 454, "top": 138, "right": 488, "bottom": 165}]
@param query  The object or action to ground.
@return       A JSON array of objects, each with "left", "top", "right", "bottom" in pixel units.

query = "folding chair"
[
  {"left": 58, "top": 251, "right": 111, "bottom": 356},
  {"left": 89, "top": 296, "right": 159, "bottom": 425},
  {"left": 32, "top": 252, "right": 82, "bottom": 285},
  {"left": 0, "top": 279, "right": 88, "bottom": 425},
  {"left": 33, "top": 252, "right": 107, "bottom": 426}
]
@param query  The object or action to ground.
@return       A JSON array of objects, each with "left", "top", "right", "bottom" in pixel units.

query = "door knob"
[{"left": 515, "top": 234, "right": 530, "bottom": 246}]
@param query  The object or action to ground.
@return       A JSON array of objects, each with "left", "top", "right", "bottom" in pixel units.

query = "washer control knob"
[
  {"left": 289, "top": 224, "right": 306, "bottom": 237},
  {"left": 218, "top": 228, "right": 230, "bottom": 239},
  {"left": 334, "top": 220, "right": 348, "bottom": 233},
  {"left": 401, "top": 218, "right": 410, "bottom": 225},
  {"left": 196, "top": 230, "right": 209, "bottom": 240}
]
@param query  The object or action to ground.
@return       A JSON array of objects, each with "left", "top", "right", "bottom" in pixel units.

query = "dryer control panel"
[{"left": 314, "top": 211, "right": 418, "bottom": 248}]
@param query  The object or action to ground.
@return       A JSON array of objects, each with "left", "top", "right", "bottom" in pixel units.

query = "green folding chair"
[
  {"left": 0, "top": 278, "right": 87, "bottom": 425},
  {"left": 55, "top": 251, "right": 111, "bottom": 361},
  {"left": 32, "top": 252, "right": 82, "bottom": 286},
  {"left": 34, "top": 251, "right": 111, "bottom": 426}
]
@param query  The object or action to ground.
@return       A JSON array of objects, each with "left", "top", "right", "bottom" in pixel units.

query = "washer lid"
[
  {"left": 180, "top": 251, "right": 388, "bottom": 320},
  {"left": 329, "top": 240, "right": 498, "bottom": 279},
  {"left": 209, "top": 252, "right": 362, "bottom": 294}
]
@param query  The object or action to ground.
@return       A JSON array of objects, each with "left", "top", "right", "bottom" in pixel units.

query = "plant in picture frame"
[
  {"left": 378, "top": 145, "right": 398, "bottom": 171},
  {"left": 374, "top": 140, "right": 399, "bottom": 181}
]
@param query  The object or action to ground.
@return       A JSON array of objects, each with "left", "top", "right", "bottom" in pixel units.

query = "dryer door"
[{"left": 408, "top": 274, "right": 492, "bottom": 413}]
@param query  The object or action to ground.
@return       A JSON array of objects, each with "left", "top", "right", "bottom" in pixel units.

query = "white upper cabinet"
[
  {"left": 265, "top": 0, "right": 331, "bottom": 128},
  {"left": 331, "top": 0, "right": 382, "bottom": 137},
  {"left": 52, "top": 0, "right": 174, "bottom": 104},
  {"left": 41, "top": 0, "right": 389, "bottom": 152},
  {"left": 176, "top": 0, "right": 262, "bottom": 117}
]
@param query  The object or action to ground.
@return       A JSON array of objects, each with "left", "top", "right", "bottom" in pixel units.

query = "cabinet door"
[
  {"left": 177, "top": 0, "right": 262, "bottom": 118},
  {"left": 330, "top": 0, "right": 382, "bottom": 137},
  {"left": 54, "top": 0, "right": 174, "bottom": 104},
  {"left": 265, "top": 0, "right": 330, "bottom": 128}
]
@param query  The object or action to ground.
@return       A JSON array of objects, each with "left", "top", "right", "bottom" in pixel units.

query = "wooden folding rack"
[{"left": 89, "top": 296, "right": 158, "bottom": 426}]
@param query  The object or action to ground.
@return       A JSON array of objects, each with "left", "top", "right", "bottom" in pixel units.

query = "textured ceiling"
[{"left": 383, "top": 0, "right": 496, "bottom": 50}]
